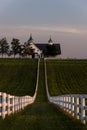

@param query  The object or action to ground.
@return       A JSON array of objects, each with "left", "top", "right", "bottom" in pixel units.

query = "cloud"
[
  {"left": 0, "top": 24, "right": 84, "bottom": 37},
  {"left": 0, "top": 24, "right": 86, "bottom": 42},
  {"left": 18, "top": 25, "right": 81, "bottom": 34}
]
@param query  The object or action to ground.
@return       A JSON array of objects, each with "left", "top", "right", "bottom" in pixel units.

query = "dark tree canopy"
[
  {"left": 0, "top": 38, "right": 9, "bottom": 57},
  {"left": 11, "top": 38, "right": 21, "bottom": 57},
  {"left": 46, "top": 44, "right": 58, "bottom": 56},
  {"left": 24, "top": 45, "right": 35, "bottom": 56}
]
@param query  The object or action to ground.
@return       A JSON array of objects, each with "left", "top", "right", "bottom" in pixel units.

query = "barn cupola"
[
  {"left": 28, "top": 34, "right": 34, "bottom": 44},
  {"left": 48, "top": 36, "right": 53, "bottom": 45}
]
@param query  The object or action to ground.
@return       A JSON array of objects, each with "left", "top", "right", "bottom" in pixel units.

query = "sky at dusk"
[{"left": 0, "top": 0, "right": 87, "bottom": 58}]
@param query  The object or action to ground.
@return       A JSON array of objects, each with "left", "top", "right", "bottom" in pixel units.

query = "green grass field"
[
  {"left": 0, "top": 59, "right": 85, "bottom": 130},
  {"left": 0, "top": 59, "right": 87, "bottom": 130},
  {"left": 0, "top": 59, "right": 38, "bottom": 96},
  {"left": 46, "top": 59, "right": 87, "bottom": 96}
]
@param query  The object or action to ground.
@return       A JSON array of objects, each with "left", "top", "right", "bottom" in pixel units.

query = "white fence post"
[
  {"left": 81, "top": 96, "right": 86, "bottom": 124},
  {"left": 2, "top": 93, "right": 7, "bottom": 119},
  {"left": 14, "top": 97, "right": 18, "bottom": 112},
  {"left": 71, "top": 96, "right": 75, "bottom": 117},
  {"left": 0, "top": 92, "right": 2, "bottom": 117},
  {"left": 66, "top": 96, "right": 68, "bottom": 112},
  {"left": 12, "top": 96, "right": 14, "bottom": 114},
  {"left": 75, "top": 96, "right": 80, "bottom": 119},
  {"left": 19, "top": 97, "right": 21, "bottom": 110},
  {"left": 69, "top": 96, "right": 71, "bottom": 114},
  {"left": 63, "top": 96, "right": 66, "bottom": 110},
  {"left": 7, "top": 94, "right": 10, "bottom": 115}
]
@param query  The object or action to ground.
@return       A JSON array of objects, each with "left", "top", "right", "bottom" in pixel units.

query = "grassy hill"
[
  {"left": 0, "top": 59, "right": 85, "bottom": 130},
  {"left": 0, "top": 59, "right": 87, "bottom": 130},
  {"left": 46, "top": 59, "right": 87, "bottom": 96},
  {"left": 0, "top": 59, "right": 38, "bottom": 96}
]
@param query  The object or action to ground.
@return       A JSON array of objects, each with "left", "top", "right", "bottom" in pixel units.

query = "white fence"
[
  {"left": 44, "top": 59, "right": 87, "bottom": 124},
  {"left": 0, "top": 93, "right": 33, "bottom": 119},
  {"left": 49, "top": 94, "right": 87, "bottom": 124},
  {"left": 0, "top": 59, "right": 40, "bottom": 119}
]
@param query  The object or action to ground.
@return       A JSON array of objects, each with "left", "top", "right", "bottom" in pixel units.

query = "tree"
[
  {"left": 0, "top": 38, "right": 9, "bottom": 57},
  {"left": 11, "top": 38, "right": 20, "bottom": 58},
  {"left": 23, "top": 44, "right": 35, "bottom": 58},
  {"left": 46, "top": 44, "right": 58, "bottom": 57}
]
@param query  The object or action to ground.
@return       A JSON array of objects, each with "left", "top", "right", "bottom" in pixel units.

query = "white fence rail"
[
  {"left": 0, "top": 93, "right": 33, "bottom": 119},
  {"left": 49, "top": 94, "right": 87, "bottom": 124},
  {"left": 44, "top": 59, "right": 87, "bottom": 124},
  {"left": 0, "top": 59, "right": 40, "bottom": 119}
]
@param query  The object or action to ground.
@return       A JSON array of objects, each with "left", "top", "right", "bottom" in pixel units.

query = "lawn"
[
  {"left": 0, "top": 59, "right": 87, "bottom": 130},
  {"left": 0, "top": 59, "right": 85, "bottom": 130},
  {"left": 46, "top": 59, "right": 87, "bottom": 96},
  {"left": 0, "top": 58, "right": 38, "bottom": 96}
]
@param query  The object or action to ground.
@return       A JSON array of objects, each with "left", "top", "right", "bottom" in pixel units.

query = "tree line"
[{"left": 0, "top": 37, "right": 34, "bottom": 58}]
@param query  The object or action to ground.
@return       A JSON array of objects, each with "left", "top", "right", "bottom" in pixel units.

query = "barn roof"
[{"left": 35, "top": 43, "right": 61, "bottom": 55}]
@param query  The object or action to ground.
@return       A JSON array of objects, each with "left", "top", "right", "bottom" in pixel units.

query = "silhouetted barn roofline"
[{"left": 35, "top": 43, "right": 61, "bottom": 55}]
